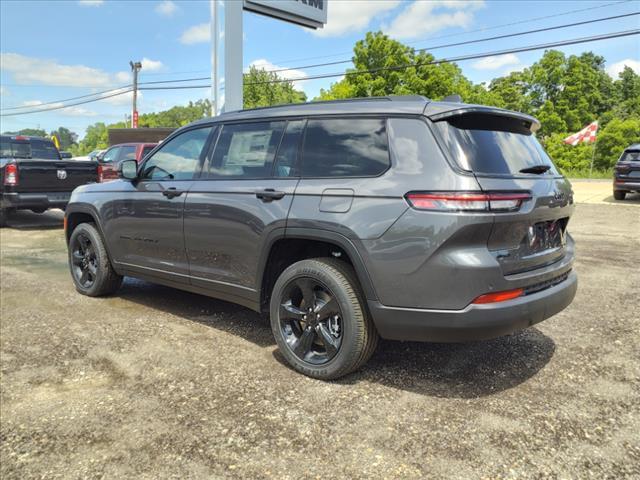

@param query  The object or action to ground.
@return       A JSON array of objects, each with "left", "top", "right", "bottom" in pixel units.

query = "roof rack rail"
[{"left": 227, "top": 95, "right": 429, "bottom": 114}]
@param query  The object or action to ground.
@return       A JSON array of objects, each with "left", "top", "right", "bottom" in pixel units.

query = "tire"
[
  {"left": 270, "top": 258, "right": 378, "bottom": 380},
  {"left": 68, "top": 222, "right": 122, "bottom": 296},
  {"left": 614, "top": 190, "right": 626, "bottom": 201}
]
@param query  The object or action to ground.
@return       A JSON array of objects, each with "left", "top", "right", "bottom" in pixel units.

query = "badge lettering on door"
[{"left": 57, "top": 169, "right": 67, "bottom": 180}]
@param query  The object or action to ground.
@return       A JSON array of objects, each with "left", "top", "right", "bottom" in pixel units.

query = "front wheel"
[
  {"left": 270, "top": 258, "right": 378, "bottom": 380},
  {"left": 68, "top": 223, "right": 122, "bottom": 296},
  {"left": 614, "top": 190, "right": 626, "bottom": 200}
]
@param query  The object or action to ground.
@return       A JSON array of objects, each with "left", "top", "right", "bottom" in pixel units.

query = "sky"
[{"left": 1, "top": 0, "right": 638, "bottom": 138}]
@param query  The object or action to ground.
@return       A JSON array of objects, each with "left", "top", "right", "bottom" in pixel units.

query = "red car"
[{"left": 97, "top": 143, "right": 157, "bottom": 182}]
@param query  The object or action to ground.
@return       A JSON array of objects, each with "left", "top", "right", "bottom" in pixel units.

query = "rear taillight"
[
  {"left": 97, "top": 164, "right": 103, "bottom": 182},
  {"left": 4, "top": 163, "right": 18, "bottom": 186},
  {"left": 472, "top": 288, "right": 524, "bottom": 304},
  {"left": 405, "top": 192, "right": 531, "bottom": 212}
]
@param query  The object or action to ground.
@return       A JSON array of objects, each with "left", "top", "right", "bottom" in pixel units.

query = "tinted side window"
[
  {"left": 301, "top": 118, "right": 389, "bottom": 177},
  {"left": 119, "top": 146, "right": 137, "bottom": 162},
  {"left": 141, "top": 145, "right": 155, "bottom": 160},
  {"left": 274, "top": 120, "right": 304, "bottom": 177},
  {"left": 102, "top": 147, "right": 120, "bottom": 163},
  {"left": 208, "top": 121, "right": 285, "bottom": 178},
  {"left": 141, "top": 127, "right": 212, "bottom": 181}
]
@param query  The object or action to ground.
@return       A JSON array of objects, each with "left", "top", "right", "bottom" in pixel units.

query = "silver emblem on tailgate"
[{"left": 57, "top": 169, "right": 67, "bottom": 180}]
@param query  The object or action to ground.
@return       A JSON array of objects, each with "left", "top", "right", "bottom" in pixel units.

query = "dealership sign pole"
[{"left": 211, "top": 0, "right": 328, "bottom": 115}]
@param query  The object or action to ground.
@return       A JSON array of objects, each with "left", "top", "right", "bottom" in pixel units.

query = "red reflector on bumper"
[{"left": 472, "top": 288, "right": 524, "bottom": 304}]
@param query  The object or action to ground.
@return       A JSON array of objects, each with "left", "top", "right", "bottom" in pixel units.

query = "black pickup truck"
[{"left": 1, "top": 135, "right": 98, "bottom": 226}]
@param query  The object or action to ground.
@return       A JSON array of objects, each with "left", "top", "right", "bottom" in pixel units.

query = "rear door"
[
  {"left": 184, "top": 119, "right": 301, "bottom": 300},
  {"left": 431, "top": 112, "right": 574, "bottom": 275}
]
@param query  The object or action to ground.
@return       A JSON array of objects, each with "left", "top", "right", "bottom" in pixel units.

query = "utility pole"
[{"left": 129, "top": 60, "right": 142, "bottom": 128}]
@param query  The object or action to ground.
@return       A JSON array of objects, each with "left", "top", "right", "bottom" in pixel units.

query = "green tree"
[
  {"left": 593, "top": 117, "right": 640, "bottom": 169},
  {"left": 50, "top": 126, "right": 78, "bottom": 149},
  {"left": 243, "top": 66, "right": 306, "bottom": 109},
  {"left": 1, "top": 128, "right": 48, "bottom": 137}
]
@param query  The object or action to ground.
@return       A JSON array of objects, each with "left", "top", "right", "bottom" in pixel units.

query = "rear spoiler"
[{"left": 424, "top": 103, "right": 541, "bottom": 133}]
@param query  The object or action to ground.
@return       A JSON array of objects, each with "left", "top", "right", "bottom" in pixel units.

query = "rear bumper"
[
  {"left": 368, "top": 270, "right": 577, "bottom": 342},
  {"left": 614, "top": 179, "right": 640, "bottom": 191},
  {"left": 1, "top": 192, "right": 71, "bottom": 210}
]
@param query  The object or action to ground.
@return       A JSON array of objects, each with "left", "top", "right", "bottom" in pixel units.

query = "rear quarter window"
[
  {"left": 620, "top": 150, "right": 640, "bottom": 162},
  {"left": 301, "top": 118, "right": 390, "bottom": 177}
]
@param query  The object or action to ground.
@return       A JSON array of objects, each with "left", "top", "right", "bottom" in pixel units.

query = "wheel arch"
[{"left": 257, "top": 227, "right": 378, "bottom": 312}]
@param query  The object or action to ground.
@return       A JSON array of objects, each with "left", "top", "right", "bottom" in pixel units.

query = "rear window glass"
[
  {"left": 141, "top": 146, "right": 155, "bottom": 159},
  {"left": 302, "top": 118, "right": 390, "bottom": 177},
  {"left": 1, "top": 140, "right": 30, "bottom": 158},
  {"left": 29, "top": 140, "right": 60, "bottom": 160},
  {"left": 620, "top": 150, "right": 640, "bottom": 162},
  {"left": 433, "top": 114, "right": 558, "bottom": 176}
]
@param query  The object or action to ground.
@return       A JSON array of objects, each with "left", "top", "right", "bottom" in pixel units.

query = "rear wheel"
[
  {"left": 614, "top": 190, "right": 626, "bottom": 201},
  {"left": 68, "top": 223, "right": 122, "bottom": 296},
  {"left": 270, "top": 258, "right": 378, "bottom": 380}
]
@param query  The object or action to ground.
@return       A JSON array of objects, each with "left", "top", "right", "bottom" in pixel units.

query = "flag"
[{"left": 563, "top": 121, "right": 598, "bottom": 146}]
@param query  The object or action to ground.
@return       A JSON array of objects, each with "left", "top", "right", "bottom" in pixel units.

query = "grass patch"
[{"left": 559, "top": 167, "right": 613, "bottom": 179}]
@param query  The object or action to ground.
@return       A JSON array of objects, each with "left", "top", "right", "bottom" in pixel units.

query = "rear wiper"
[{"left": 520, "top": 164, "right": 551, "bottom": 174}]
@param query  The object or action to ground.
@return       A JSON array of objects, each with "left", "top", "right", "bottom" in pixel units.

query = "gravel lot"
[{"left": 1, "top": 188, "right": 639, "bottom": 479}]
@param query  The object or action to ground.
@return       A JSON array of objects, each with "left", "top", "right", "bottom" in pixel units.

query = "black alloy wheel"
[
  {"left": 71, "top": 232, "right": 98, "bottom": 289},
  {"left": 278, "top": 277, "right": 343, "bottom": 365}
]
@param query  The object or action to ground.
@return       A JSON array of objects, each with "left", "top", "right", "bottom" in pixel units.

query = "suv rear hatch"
[
  {"left": 615, "top": 147, "right": 640, "bottom": 182},
  {"left": 429, "top": 107, "right": 574, "bottom": 276}
]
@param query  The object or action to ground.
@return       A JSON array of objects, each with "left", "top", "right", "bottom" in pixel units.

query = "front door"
[
  {"left": 184, "top": 120, "right": 304, "bottom": 303},
  {"left": 104, "top": 126, "right": 214, "bottom": 283}
]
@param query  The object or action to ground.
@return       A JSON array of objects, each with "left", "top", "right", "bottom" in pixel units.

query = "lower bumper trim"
[{"left": 368, "top": 271, "right": 577, "bottom": 342}]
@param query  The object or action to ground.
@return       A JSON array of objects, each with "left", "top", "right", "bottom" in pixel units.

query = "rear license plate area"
[{"left": 527, "top": 219, "right": 566, "bottom": 253}]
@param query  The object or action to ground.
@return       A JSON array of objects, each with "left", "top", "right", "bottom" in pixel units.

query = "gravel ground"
[{"left": 0, "top": 202, "right": 639, "bottom": 479}]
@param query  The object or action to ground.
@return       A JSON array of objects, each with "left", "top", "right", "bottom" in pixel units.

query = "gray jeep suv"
[{"left": 65, "top": 96, "right": 577, "bottom": 379}]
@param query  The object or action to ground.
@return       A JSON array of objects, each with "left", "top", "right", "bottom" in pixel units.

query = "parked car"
[
  {"left": 613, "top": 143, "right": 640, "bottom": 200},
  {"left": 64, "top": 96, "right": 577, "bottom": 379},
  {"left": 88, "top": 149, "right": 105, "bottom": 162},
  {"left": 1, "top": 135, "right": 98, "bottom": 226},
  {"left": 97, "top": 143, "right": 157, "bottom": 182}
]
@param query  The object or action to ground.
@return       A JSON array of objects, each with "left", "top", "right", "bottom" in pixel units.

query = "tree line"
[{"left": 6, "top": 31, "right": 638, "bottom": 173}]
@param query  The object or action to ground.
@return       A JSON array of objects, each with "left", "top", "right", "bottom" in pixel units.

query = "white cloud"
[
  {"left": 78, "top": 0, "right": 104, "bottom": 6},
  {"left": 1, "top": 52, "right": 112, "bottom": 87},
  {"left": 313, "top": 0, "right": 401, "bottom": 37},
  {"left": 141, "top": 57, "right": 164, "bottom": 72},
  {"left": 606, "top": 59, "right": 640, "bottom": 78},
  {"left": 114, "top": 71, "right": 130, "bottom": 83},
  {"left": 19, "top": 99, "right": 97, "bottom": 117},
  {"left": 1, "top": 86, "right": 10, "bottom": 97},
  {"left": 384, "top": 0, "right": 485, "bottom": 40},
  {"left": 248, "top": 59, "right": 307, "bottom": 90},
  {"left": 472, "top": 53, "right": 520, "bottom": 70},
  {"left": 155, "top": 0, "right": 178, "bottom": 16},
  {"left": 180, "top": 22, "right": 210, "bottom": 44}
]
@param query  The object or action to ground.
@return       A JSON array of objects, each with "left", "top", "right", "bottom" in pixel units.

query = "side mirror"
[
  {"left": 118, "top": 159, "right": 138, "bottom": 180},
  {"left": 60, "top": 151, "right": 72, "bottom": 159}
]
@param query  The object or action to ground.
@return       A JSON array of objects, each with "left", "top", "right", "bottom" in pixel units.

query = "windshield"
[
  {"left": 433, "top": 114, "right": 559, "bottom": 176},
  {"left": 620, "top": 150, "right": 640, "bottom": 162}
]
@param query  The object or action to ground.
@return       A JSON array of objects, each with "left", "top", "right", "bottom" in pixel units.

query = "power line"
[
  {"left": 3, "top": 10, "right": 635, "bottom": 112},
  {"left": 244, "top": 29, "right": 640, "bottom": 85},
  {"left": 3, "top": 29, "right": 638, "bottom": 117},
  {"left": 1, "top": 86, "right": 132, "bottom": 111},
  {"left": 266, "top": 11, "right": 640, "bottom": 74},
  {"left": 269, "top": 0, "right": 634, "bottom": 65},
  {"left": 0, "top": 89, "right": 132, "bottom": 117}
]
